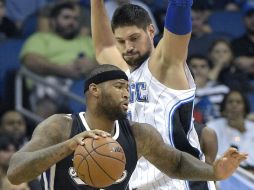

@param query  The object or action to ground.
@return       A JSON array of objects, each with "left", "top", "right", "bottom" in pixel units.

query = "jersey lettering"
[{"left": 129, "top": 82, "right": 148, "bottom": 103}]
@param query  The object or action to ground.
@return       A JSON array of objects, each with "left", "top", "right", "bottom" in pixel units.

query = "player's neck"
[{"left": 84, "top": 111, "right": 115, "bottom": 134}]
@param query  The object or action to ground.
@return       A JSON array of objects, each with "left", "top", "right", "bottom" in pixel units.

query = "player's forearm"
[
  {"left": 172, "top": 151, "right": 216, "bottom": 181},
  {"left": 7, "top": 140, "right": 74, "bottom": 185},
  {"left": 91, "top": 0, "right": 116, "bottom": 58}
]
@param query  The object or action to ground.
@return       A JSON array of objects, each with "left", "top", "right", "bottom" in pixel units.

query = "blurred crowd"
[{"left": 0, "top": 0, "right": 254, "bottom": 189}]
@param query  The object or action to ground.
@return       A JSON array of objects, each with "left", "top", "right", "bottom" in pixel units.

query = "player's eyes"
[
  {"left": 115, "top": 85, "right": 122, "bottom": 89},
  {"left": 130, "top": 37, "right": 138, "bottom": 41},
  {"left": 117, "top": 40, "right": 125, "bottom": 44}
]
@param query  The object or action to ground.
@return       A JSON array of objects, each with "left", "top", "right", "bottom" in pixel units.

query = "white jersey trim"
[
  {"left": 168, "top": 95, "right": 195, "bottom": 147},
  {"left": 50, "top": 165, "right": 56, "bottom": 190},
  {"left": 78, "top": 112, "right": 120, "bottom": 140},
  {"left": 43, "top": 172, "right": 49, "bottom": 190}
]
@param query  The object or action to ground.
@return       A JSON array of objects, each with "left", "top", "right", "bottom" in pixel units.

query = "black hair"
[
  {"left": 50, "top": 2, "right": 76, "bottom": 18},
  {"left": 220, "top": 90, "right": 250, "bottom": 117},
  {"left": 111, "top": 4, "right": 152, "bottom": 32},
  {"left": 187, "top": 54, "right": 212, "bottom": 68},
  {"left": 208, "top": 39, "right": 232, "bottom": 54}
]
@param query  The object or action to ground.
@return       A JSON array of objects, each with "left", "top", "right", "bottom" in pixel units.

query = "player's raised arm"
[
  {"left": 7, "top": 114, "right": 109, "bottom": 185},
  {"left": 131, "top": 122, "right": 248, "bottom": 181},
  {"left": 150, "top": 0, "right": 192, "bottom": 89},
  {"left": 90, "top": 0, "right": 128, "bottom": 71}
]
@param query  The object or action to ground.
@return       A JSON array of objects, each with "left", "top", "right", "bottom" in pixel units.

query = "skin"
[
  {"left": 7, "top": 77, "right": 247, "bottom": 185},
  {"left": 2, "top": 177, "right": 30, "bottom": 190},
  {"left": 191, "top": 9, "right": 212, "bottom": 38},
  {"left": 208, "top": 41, "right": 233, "bottom": 81},
  {"left": 0, "top": 111, "right": 26, "bottom": 142},
  {"left": 234, "top": 13, "right": 254, "bottom": 74},
  {"left": 0, "top": 144, "right": 16, "bottom": 170},
  {"left": 91, "top": 0, "right": 191, "bottom": 90},
  {"left": 209, "top": 41, "right": 233, "bottom": 67},
  {"left": 200, "top": 127, "right": 218, "bottom": 164},
  {"left": 189, "top": 57, "right": 210, "bottom": 88},
  {"left": 222, "top": 91, "right": 246, "bottom": 132}
]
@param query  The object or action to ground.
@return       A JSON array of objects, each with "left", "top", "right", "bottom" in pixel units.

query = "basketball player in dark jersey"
[{"left": 7, "top": 65, "right": 247, "bottom": 190}]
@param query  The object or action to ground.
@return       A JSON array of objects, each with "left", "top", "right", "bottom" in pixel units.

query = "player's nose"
[
  {"left": 125, "top": 42, "right": 134, "bottom": 52},
  {"left": 123, "top": 89, "right": 129, "bottom": 99}
]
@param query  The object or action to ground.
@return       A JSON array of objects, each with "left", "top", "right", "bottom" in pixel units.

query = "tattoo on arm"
[
  {"left": 7, "top": 114, "right": 73, "bottom": 184},
  {"left": 132, "top": 122, "right": 215, "bottom": 181}
]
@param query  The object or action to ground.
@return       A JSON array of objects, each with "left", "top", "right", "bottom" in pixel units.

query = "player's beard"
[
  {"left": 98, "top": 92, "right": 127, "bottom": 121},
  {"left": 124, "top": 51, "right": 151, "bottom": 70},
  {"left": 123, "top": 36, "right": 152, "bottom": 70}
]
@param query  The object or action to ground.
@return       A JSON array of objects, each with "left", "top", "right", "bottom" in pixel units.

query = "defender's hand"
[{"left": 213, "top": 148, "right": 248, "bottom": 180}]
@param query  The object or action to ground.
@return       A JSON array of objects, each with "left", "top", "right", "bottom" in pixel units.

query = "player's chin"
[
  {"left": 124, "top": 55, "right": 137, "bottom": 63},
  {"left": 118, "top": 108, "right": 128, "bottom": 118}
]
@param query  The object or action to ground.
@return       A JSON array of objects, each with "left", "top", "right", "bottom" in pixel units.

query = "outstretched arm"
[
  {"left": 90, "top": 0, "right": 128, "bottom": 71},
  {"left": 132, "top": 122, "right": 247, "bottom": 181},
  {"left": 7, "top": 114, "right": 109, "bottom": 185},
  {"left": 150, "top": 0, "right": 192, "bottom": 89}
]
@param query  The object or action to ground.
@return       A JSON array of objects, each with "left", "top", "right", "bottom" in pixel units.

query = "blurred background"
[{"left": 0, "top": 0, "right": 254, "bottom": 189}]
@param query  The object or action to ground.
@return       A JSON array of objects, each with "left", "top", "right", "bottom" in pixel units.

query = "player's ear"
[
  {"left": 89, "top": 83, "right": 100, "bottom": 98},
  {"left": 147, "top": 24, "right": 155, "bottom": 39}
]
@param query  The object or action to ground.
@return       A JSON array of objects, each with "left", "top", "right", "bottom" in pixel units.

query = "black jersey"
[{"left": 41, "top": 112, "right": 138, "bottom": 190}]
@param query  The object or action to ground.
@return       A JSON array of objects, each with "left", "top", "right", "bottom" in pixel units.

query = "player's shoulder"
[
  {"left": 46, "top": 113, "right": 73, "bottom": 123},
  {"left": 35, "top": 114, "right": 73, "bottom": 139},
  {"left": 129, "top": 121, "right": 155, "bottom": 137}
]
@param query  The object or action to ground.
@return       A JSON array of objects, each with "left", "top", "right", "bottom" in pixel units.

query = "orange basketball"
[{"left": 73, "top": 137, "right": 126, "bottom": 188}]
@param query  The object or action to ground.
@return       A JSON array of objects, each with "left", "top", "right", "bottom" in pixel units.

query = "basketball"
[{"left": 73, "top": 137, "right": 126, "bottom": 188}]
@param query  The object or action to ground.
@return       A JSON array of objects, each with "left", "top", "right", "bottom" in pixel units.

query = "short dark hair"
[
  {"left": 187, "top": 54, "right": 207, "bottom": 63},
  {"left": 50, "top": 2, "right": 76, "bottom": 18},
  {"left": 220, "top": 90, "right": 250, "bottom": 117},
  {"left": 111, "top": 4, "right": 152, "bottom": 32},
  {"left": 187, "top": 54, "right": 212, "bottom": 68}
]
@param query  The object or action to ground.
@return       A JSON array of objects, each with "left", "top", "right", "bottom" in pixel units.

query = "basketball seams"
[
  {"left": 85, "top": 155, "right": 95, "bottom": 187},
  {"left": 75, "top": 147, "right": 96, "bottom": 187},
  {"left": 92, "top": 140, "right": 117, "bottom": 150},
  {"left": 73, "top": 137, "right": 126, "bottom": 188},
  {"left": 93, "top": 148, "right": 126, "bottom": 164},
  {"left": 88, "top": 151, "right": 116, "bottom": 182},
  {"left": 92, "top": 139, "right": 126, "bottom": 164}
]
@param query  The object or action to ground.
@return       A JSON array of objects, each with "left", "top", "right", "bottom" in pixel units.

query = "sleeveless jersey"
[
  {"left": 128, "top": 60, "right": 216, "bottom": 190},
  {"left": 41, "top": 112, "right": 138, "bottom": 190}
]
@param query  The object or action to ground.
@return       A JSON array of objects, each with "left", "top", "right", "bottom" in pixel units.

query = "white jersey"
[{"left": 127, "top": 60, "right": 216, "bottom": 190}]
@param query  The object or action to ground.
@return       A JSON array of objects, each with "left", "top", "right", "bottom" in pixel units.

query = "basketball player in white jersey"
[{"left": 90, "top": 0, "right": 213, "bottom": 189}]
